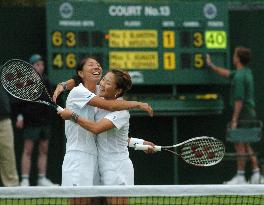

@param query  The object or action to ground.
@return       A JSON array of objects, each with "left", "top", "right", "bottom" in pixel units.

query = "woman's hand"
[
  {"left": 53, "top": 84, "right": 64, "bottom": 103},
  {"left": 143, "top": 140, "right": 156, "bottom": 154},
  {"left": 57, "top": 108, "right": 73, "bottom": 120},
  {"left": 138, "top": 102, "right": 154, "bottom": 117}
]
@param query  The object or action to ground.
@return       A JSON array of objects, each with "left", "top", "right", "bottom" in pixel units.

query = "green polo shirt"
[{"left": 229, "top": 67, "right": 256, "bottom": 119}]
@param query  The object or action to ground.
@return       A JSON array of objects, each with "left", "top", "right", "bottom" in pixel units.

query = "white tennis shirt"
[
  {"left": 95, "top": 108, "right": 130, "bottom": 161},
  {"left": 65, "top": 83, "right": 97, "bottom": 155}
]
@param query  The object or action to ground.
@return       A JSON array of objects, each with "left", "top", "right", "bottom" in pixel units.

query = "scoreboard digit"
[
  {"left": 46, "top": 1, "right": 229, "bottom": 85},
  {"left": 205, "top": 31, "right": 227, "bottom": 48}
]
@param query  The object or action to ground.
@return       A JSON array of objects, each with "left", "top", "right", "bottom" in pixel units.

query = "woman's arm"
[
  {"left": 128, "top": 137, "right": 156, "bottom": 154},
  {"left": 89, "top": 96, "right": 153, "bottom": 117},
  {"left": 58, "top": 108, "right": 114, "bottom": 134},
  {"left": 53, "top": 79, "right": 76, "bottom": 102},
  {"left": 58, "top": 109, "right": 156, "bottom": 153},
  {"left": 77, "top": 117, "right": 114, "bottom": 134}
]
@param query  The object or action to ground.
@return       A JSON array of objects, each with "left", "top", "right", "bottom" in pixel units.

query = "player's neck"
[
  {"left": 236, "top": 62, "right": 245, "bottom": 70},
  {"left": 83, "top": 82, "right": 96, "bottom": 93}
]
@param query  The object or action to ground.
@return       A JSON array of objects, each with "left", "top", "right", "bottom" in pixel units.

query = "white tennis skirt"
[
  {"left": 61, "top": 150, "right": 99, "bottom": 186},
  {"left": 99, "top": 158, "right": 134, "bottom": 185}
]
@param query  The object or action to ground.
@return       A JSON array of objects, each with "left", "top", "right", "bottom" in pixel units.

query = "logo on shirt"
[
  {"left": 113, "top": 115, "right": 117, "bottom": 120},
  {"left": 86, "top": 94, "right": 93, "bottom": 99}
]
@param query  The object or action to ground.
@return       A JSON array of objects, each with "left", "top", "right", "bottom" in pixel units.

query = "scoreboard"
[{"left": 46, "top": 0, "right": 229, "bottom": 85}]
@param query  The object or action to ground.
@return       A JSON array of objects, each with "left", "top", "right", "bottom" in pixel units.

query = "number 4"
[{"left": 53, "top": 54, "right": 63, "bottom": 69}]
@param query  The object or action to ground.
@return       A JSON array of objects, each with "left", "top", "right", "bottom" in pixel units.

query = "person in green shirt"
[{"left": 206, "top": 47, "right": 261, "bottom": 184}]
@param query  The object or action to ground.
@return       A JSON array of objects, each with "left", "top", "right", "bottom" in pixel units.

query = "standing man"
[
  {"left": 0, "top": 75, "right": 19, "bottom": 186},
  {"left": 206, "top": 47, "right": 261, "bottom": 184},
  {"left": 16, "top": 54, "right": 56, "bottom": 186}
]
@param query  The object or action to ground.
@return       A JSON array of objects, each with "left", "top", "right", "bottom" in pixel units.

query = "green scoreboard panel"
[{"left": 46, "top": 0, "right": 229, "bottom": 85}]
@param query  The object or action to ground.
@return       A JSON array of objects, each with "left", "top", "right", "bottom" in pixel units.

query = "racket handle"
[
  {"left": 56, "top": 106, "right": 64, "bottom": 112},
  {"left": 134, "top": 144, "right": 161, "bottom": 152}
]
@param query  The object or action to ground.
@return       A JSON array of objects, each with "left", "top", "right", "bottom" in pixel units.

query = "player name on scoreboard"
[
  {"left": 110, "top": 52, "right": 158, "bottom": 70},
  {"left": 109, "top": 30, "right": 158, "bottom": 70},
  {"left": 109, "top": 30, "right": 158, "bottom": 48},
  {"left": 50, "top": 29, "right": 227, "bottom": 70}
]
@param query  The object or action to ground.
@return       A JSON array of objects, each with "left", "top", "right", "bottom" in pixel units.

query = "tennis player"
[
  {"left": 60, "top": 57, "right": 153, "bottom": 186},
  {"left": 59, "top": 69, "right": 155, "bottom": 186}
]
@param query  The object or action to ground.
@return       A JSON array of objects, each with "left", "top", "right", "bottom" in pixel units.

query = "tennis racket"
[
  {"left": 135, "top": 136, "right": 225, "bottom": 167},
  {"left": 1, "top": 59, "right": 63, "bottom": 112}
]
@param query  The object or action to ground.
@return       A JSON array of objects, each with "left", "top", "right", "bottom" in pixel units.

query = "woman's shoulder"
[{"left": 68, "top": 83, "right": 94, "bottom": 99}]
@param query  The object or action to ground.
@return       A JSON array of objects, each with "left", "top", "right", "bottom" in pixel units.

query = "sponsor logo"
[
  {"left": 60, "top": 2, "right": 74, "bottom": 19},
  {"left": 203, "top": 3, "right": 217, "bottom": 20}
]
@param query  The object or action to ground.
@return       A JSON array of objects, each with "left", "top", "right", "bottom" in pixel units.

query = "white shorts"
[
  {"left": 99, "top": 158, "right": 134, "bottom": 185},
  {"left": 61, "top": 151, "right": 100, "bottom": 186}
]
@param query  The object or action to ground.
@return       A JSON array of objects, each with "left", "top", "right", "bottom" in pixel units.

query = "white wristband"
[
  {"left": 59, "top": 82, "right": 68, "bottom": 91},
  {"left": 17, "top": 114, "right": 24, "bottom": 121},
  {"left": 129, "top": 137, "right": 144, "bottom": 148}
]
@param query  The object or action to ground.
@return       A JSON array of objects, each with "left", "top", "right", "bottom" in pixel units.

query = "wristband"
[
  {"left": 71, "top": 112, "right": 79, "bottom": 123},
  {"left": 59, "top": 82, "right": 68, "bottom": 91},
  {"left": 17, "top": 114, "right": 24, "bottom": 121},
  {"left": 129, "top": 137, "right": 144, "bottom": 148}
]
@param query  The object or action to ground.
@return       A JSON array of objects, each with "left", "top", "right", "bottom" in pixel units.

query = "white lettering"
[
  {"left": 124, "top": 21, "right": 141, "bottom": 27},
  {"left": 162, "top": 21, "right": 175, "bottom": 27},
  {"left": 109, "top": 5, "right": 142, "bottom": 16},
  {"left": 59, "top": 20, "right": 81, "bottom": 26},
  {"left": 183, "top": 21, "right": 200, "bottom": 28},
  {"left": 144, "top": 6, "right": 170, "bottom": 16},
  {"left": 207, "top": 21, "right": 224, "bottom": 27},
  {"left": 59, "top": 20, "right": 95, "bottom": 27},
  {"left": 144, "top": 6, "right": 159, "bottom": 16}
]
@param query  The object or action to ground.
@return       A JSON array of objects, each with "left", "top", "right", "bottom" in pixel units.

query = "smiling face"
[
  {"left": 99, "top": 72, "right": 119, "bottom": 100},
  {"left": 98, "top": 69, "right": 132, "bottom": 100},
  {"left": 77, "top": 58, "right": 102, "bottom": 84}
]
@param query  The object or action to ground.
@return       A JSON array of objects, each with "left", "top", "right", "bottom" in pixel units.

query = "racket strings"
[
  {"left": 1, "top": 60, "right": 43, "bottom": 101},
  {"left": 180, "top": 138, "right": 225, "bottom": 166}
]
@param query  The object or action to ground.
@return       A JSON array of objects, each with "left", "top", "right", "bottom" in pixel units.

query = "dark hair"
[
  {"left": 110, "top": 69, "right": 132, "bottom": 98},
  {"left": 235, "top": 47, "right": 251, "bottom": 65},
  {"left": 75, "top": 56, "right": 99, "bottom": 77}
]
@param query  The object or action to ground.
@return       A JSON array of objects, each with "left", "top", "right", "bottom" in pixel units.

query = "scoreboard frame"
[{"left": 46, "top": 0, "right": 229, "bottom": 85}]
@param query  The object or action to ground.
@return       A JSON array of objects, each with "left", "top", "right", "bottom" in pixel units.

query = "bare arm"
[
  {"left": 78, "top": 117, "right": 114, "bottom": 134},
  {"left": 128, "top": 137, "right": 156, "bottom": 154},
  {"left": 89, "top": 96, "right": 153, "bottom": 117},
  {"left": 206, "top": 54, "right": 230, "bottom": 78},
  {"left": 58, "top": 108, "right": 114, "bottom": 134},
  {"left": 231, "top": 100, "right": 243, "bottom": 128},
  {"left": 58, "top": 109, "right": 156, "bottom": 152},
  {"left": 53, "top": 79, "right": 76, "bottom": 102}
]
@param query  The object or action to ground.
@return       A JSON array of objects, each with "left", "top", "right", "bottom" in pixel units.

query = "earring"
[{"left": 115, "top": 93, "right": 118, "bottom": 98}]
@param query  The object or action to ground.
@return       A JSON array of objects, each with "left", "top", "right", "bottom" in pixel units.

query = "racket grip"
[
  {"left": 56, "top": 106, "right": 64, "bottom": 112},
  {"left": 134, "top": 144, "right": 161, "bottom": 152}
]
